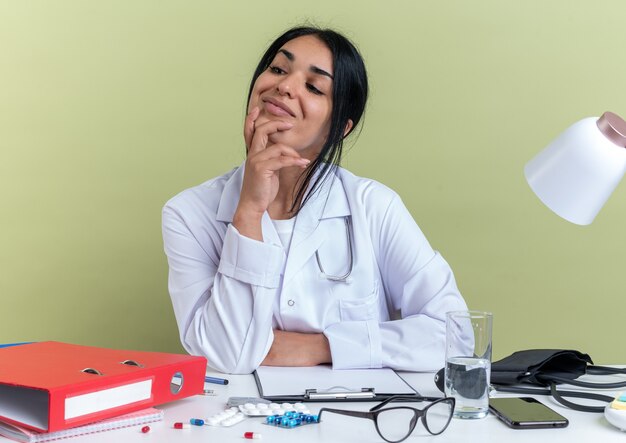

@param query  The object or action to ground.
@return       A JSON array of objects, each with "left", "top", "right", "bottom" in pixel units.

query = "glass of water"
[{"left": 444, "top": 310, "right": 493, "bottom": 419}]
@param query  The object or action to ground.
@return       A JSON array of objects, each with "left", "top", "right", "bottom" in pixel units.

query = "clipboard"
[{"left": 253, "top": 365, "right": 420, "bottom": 402}]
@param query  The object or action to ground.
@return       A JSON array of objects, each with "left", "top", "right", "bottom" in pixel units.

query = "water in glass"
[{"left": 444, "top": 356, "right": 490, "bottom": 419}]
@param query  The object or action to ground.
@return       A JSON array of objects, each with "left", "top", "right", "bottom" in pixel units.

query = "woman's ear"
[{"left": 343, "top": 119, "right": 354, "bottom": 138}]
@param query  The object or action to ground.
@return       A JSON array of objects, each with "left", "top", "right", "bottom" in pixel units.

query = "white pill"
[
  {"left": 244, "top": 403, "right": 256, "bottom": 410},
  {"left": 222, "top": 414, "right": 245, "bottom": 426},
  {"left": 257, "top": 403, "right": 269, "bottom": 410},
  {"left": 269, "top": 403, "right": 280, "bottom": 409}
]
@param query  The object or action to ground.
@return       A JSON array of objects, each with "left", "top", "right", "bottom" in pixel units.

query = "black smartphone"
[{"left": 489, "top": 397, "right": 569, "bottom": 429}]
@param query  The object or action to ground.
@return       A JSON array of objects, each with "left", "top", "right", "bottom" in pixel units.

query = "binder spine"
[{"left": 64, "top": 379, "right": 153, "bottom": 420}]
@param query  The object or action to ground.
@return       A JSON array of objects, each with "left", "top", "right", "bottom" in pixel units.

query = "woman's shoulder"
[
  {"left": 163, "top": 166, "right": 241, "bottom": 218},
  {"left": 336, "top": 166, "right": 400, "bottom": 205}
]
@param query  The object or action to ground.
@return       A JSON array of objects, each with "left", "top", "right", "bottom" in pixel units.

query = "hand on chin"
[
  {"left": 251, "top": 113, "right": 294, "bottom": 146},
  {"left": 268, "top": 130, "right": 289, "bottom": 145}
]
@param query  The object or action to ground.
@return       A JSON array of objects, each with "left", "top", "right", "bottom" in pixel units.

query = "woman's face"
[{"left": 248, "top": 35, "right": 334, "bottom": 158}]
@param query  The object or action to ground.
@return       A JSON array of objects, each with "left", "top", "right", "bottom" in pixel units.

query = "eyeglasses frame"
[{"left": 317, "top": 395, "right": 456, "bottom": 443}]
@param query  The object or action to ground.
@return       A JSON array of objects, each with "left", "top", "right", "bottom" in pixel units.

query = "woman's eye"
[
  {"left": 306, "top": 83, "right": 323, "bottom": 95},
  {"left": 269, "top": 66, "right": 285, "bottom": 75}
]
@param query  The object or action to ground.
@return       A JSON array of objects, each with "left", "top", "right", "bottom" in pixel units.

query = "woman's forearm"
[{"left": 261, "top": 330, "right": 332, "bottom": 366}]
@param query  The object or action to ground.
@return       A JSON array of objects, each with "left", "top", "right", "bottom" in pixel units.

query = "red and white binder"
[{"left": 0, "top": 341, "right": 207, "bottom": 432}]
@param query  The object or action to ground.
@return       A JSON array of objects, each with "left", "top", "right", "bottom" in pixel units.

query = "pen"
[{"left": 205, "top": 376, "right": 229, "bottom": 385}]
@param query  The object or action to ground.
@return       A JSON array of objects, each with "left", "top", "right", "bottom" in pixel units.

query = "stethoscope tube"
[{"left": 315, "top": 217, "right": 353, "bottom": 282}]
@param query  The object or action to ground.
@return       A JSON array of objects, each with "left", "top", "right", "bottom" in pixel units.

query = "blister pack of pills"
[
  {"left": 265, "top": 411, "right": 320, "bottom": 428},
  {"left": 239, "top": 402, "right": 311, "bottom": 417},
  {"left": 205, "top": 407, "right": 247, "bottom": 427},
  {"left": 206, "top": 402, "right": 311, "bottom": 427}
]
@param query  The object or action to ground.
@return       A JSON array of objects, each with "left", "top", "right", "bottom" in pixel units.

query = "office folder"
[
  {"left": 254, "top": 365, "right": 419, "bottom": 402},
  {"left": 0, "top": 341, "right": 207, "bottom": 432}
]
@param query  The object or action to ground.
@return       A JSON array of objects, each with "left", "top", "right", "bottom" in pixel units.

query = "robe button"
[{"left": 287, "top": 299, "right": 295, "bottom": 307}]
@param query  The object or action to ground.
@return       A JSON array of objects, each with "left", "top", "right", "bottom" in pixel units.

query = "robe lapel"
[{"left": 283, "top": 173, "right": 350, "bottom": 286}]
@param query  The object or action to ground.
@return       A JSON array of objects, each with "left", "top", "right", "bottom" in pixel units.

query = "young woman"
[{"left": 162, "top": 26, "right": 468, "bottom": 374}]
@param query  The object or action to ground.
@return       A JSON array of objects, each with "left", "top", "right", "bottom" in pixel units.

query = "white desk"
[{"left": 1, "top": 371, "right": 624, "bottom": 443}]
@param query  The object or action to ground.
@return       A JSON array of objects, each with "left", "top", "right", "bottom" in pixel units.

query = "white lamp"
[{"left": 524, "top": 112, "right": 626, "bottom": 225}]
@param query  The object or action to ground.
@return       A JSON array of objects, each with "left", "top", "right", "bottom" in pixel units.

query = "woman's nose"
[{"left": 276, "top": 75, "right": 296, "bottom": 98}]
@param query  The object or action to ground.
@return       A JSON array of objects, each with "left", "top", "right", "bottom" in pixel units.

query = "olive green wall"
[{"left": 1, "top": 1, "right": 625, "bottom": 363}]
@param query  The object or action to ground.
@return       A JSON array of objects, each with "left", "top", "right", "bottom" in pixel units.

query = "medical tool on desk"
[{"left": 315, "top": 217, "right": 353, "bottom": 282}]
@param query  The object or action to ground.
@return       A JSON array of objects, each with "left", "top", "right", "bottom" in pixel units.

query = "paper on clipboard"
[{"left": 254, "top": 365, "right": 418, "bottom": 402}]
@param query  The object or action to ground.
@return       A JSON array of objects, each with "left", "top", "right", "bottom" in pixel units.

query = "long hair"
[{"left": 246, "top": 26, "right": 369, "bottom": 213}]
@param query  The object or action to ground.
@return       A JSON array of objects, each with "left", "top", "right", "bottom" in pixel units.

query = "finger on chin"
[{"left": 267, "top": 131, "right": 284, "bottom": 145}]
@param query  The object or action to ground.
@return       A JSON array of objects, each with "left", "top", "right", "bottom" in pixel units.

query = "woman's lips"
[{"left": 263, "top": 98, "right": 295, "bottom": 118}]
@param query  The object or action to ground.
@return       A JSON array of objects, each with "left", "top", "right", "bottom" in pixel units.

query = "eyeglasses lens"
[
  {"left": 423, "top": 400, "right": 453, "bottom": 435},
  {"left": 375, "top": 407, "right": 417, "bottom": 443}
]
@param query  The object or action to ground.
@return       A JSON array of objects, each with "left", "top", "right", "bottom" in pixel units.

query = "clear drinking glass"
[{"left": 444, "top": 310, "right": 493, "bottom": 419}]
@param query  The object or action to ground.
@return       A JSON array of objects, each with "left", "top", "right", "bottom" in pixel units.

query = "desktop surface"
[{"left": 1, "top": 371, "right": 623, "bottom": 443}]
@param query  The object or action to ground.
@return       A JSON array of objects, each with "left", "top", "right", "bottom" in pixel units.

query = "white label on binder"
[{"left": 64, "top": 380, "right": 153, "bottom": 420}]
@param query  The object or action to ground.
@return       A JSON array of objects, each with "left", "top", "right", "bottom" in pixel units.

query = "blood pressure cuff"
[{"left": 489, "top": 349, "right": 592, "bottom": 386}]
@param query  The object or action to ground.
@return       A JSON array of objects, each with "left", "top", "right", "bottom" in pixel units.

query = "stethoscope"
[{"left": 315, "top": 217, "right": 354, "bottom": 282}]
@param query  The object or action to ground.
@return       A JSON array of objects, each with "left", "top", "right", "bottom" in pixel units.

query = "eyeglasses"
[{"left": 317, "top": 395, "right": 455, "bottom": 443}]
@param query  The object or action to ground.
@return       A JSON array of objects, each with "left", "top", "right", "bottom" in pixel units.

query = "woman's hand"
[
  {"left": 233, "top": 107, "right": 310, "bottom": 240},
  {"left": 261, "top": 329, "right": 332, "bottom": 367}
]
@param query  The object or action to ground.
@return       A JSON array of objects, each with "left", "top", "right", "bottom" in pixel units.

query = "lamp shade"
[{"left": 524, "top": 112, "right": 626, "bottom": 225}]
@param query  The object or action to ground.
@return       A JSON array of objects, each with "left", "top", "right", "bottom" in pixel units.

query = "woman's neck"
[{"left": 268, "top": 167, "right": 307, "bottom": 220}]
